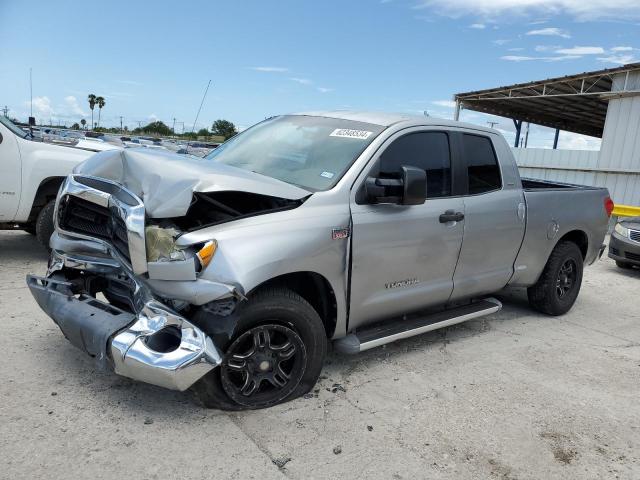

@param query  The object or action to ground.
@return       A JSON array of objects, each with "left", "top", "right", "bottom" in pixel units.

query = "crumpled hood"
[{"left": 73, "top": 148, "right": 310, "bottom": 217}]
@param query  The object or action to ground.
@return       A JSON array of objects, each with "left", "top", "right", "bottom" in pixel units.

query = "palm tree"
[
  {"left": 80, "top": 119, "right": 86, "bottom": 130},
  {"left": 96, "top": 96, "right": 106, "bottom": 128},
  {"left": 87, "top": 94, "right": 96, "bottom": 130}
]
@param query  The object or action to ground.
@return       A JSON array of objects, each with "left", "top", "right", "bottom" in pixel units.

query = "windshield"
[
  {"left": 205, "top": 115, "right": 385, "bottom": 191},
  {"left": 0, "top": 116, "right": 28, "bottom": 139}
]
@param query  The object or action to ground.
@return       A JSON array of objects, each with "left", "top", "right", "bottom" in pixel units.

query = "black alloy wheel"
[
  {"left": 220, "top": 323, "right": 307, "bottom": 408},
  {"left": 556, "top": 258, "right": 577, "bottom": 298}
]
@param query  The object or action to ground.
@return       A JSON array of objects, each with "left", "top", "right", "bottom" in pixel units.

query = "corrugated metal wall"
[
  {"left": 512, "top": 148, "right": 640, "bottom": 205},
  {"left": 512, "top": 71, "right": 640, "bottom": 206}
]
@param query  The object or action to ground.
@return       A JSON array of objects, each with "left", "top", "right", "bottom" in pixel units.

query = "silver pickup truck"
[{"left": 27, "top": 111, "right": 612, "bottom": 410}]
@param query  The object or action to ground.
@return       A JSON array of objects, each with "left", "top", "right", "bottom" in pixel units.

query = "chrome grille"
[
  {"left": 59, "top": 196, "right": 132, "bottom": 262},
  {"left": 630, "top": 229, "right": 640, "bottom": 243}
]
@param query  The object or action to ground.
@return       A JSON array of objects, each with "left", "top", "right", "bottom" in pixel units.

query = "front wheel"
[
  {"left": 191, "top": 287, "right": 327, "bottom": 410},
  {"left": 528, "top": 241, "right": 584, "bottom": 316},
  {"left": 35, "top": 200, "right": 56, "bottom": 250}
]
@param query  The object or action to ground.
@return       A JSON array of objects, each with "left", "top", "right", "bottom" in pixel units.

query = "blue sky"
[{"left": 1, "top": 0, "right": 639, "bottom": 149}]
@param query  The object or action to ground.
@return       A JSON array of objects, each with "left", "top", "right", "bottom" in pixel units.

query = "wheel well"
[
  {"left": 27, "top": 177, "right": 64, "bottom": 223},
  {"left": 558, "top": 230, "right": 588, "bottom": 259},
  {"left": 251, "top": 272, "right": 338, "bottom": 338}
]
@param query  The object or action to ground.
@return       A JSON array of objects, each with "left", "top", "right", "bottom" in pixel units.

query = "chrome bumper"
[{"left": 28, "top": 259, "right": 222, "bottom": 392}]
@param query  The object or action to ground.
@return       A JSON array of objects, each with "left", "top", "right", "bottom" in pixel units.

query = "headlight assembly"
[
  {"left": 614, "top": 223, "right": 629, "bottom": 238},
  {"left": 145, "top": 225, "right": 217, "bottom": 273}
]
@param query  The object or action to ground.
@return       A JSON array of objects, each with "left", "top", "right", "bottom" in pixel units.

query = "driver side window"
[{"left": 378, "top": 131, "right": 451, "bottom": 198}]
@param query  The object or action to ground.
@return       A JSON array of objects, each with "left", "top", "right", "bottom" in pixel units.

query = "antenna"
[{"left": 186, "top": 79, "right": 212, "bottom": 153}]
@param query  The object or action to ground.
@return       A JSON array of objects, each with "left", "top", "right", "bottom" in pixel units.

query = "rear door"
[
  {"left": 450, "top": 133, "right": 525, "bottom": 300},
  {"left": 0, "top": 122, "right": 22, "bottom": 222},
  {"left": 349, "top": 129, "right": 465, "bottom": 330}
]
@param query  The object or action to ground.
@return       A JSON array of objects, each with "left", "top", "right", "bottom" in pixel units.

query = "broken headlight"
[{"left": 145, "top": 225, "right": 217, "bottom": 271}]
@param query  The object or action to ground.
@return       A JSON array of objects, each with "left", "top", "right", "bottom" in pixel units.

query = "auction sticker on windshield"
[{"left": 330, "top": 128, "right": 373, "bottom": 139}]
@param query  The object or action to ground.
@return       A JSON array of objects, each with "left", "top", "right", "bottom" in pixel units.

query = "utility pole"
[
  {"left": 172, "top": 117, "right": 176, "bottom": 133},
  {"left": 2, "top": 105, "right": 8, "bottom": 117},
  {"left": 119, "top": 116, "right": 124, "bottom": 132},
  {"left": 524, "top": 122, "right": 530, "bottom": 148}
]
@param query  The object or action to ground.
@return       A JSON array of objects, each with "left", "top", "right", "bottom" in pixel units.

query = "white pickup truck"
[{"left": 0, "top": 117, "right": 95, "bottom": 247}]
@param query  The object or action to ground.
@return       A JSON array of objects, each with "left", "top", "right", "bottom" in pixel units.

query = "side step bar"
[{"left": 334, "top": 298, "right": 502, "bottom": 354}]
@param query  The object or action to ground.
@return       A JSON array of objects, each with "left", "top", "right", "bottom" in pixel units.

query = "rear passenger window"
[
  {"left": 462, "top": 134, "right": 502, "bottom": 194},
  {"left": 379, "top": 132, "right": 451, "bottom": 198}
]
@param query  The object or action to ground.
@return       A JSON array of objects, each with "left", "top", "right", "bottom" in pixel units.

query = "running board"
[{"left": 334, "top": 298, "right": 502, "bottom": 354}]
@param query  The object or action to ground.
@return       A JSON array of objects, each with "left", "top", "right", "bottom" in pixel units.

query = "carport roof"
[{"left": 454, "top": 62, "right": 640, "bottom": 138}]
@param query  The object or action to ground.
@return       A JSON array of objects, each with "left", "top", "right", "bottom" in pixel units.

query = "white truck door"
[{"left": 0, "top": 121, "right": 22, "bottom": 222}]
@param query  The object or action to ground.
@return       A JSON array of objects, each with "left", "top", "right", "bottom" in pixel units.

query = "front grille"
[
  {"left": 630, "top": 230, "right": 640, "bottom": 243},
  {"left": 625, "top": 251, "right": 640, "bottom": 262},
  {"left": 610, "top": 246, "right": 620, "bottom": 256},
  {"left": 59, "top": 195, "right": 131, "bottom": 262}
]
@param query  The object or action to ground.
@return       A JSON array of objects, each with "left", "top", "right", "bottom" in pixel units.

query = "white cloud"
[
  {"left": 251, "top": 66, "right": 289, "bottom": 72},
  {"left": 534, "top": 44, "right": 561, "bottom": 51},
  {"left": 469, "top": 23, "right": 486, "bottom": 29},
  {"left": 597, "top": 54, "right": 636, "bottom": 64},
  {"left": 26, "top": 96, "right": 54, "bottom": 116},
  {"left": 413, "top": 0, "right": 640, "bottom": 21},
  {"left": 558, "top": 132, "right": 601, "bottom": 150},
  {"left": 290, "top": 77, "right": 313, "bottom": 85},
  {"left": 63, "top": 96, "right": 86, "bottom": 116},
  {"left": 317, "top": 87, "right": 334, "bottom": 93},
  {"left": 501, "top": 54, "right": 581, "bottom": 62},
  {"left": 526, "top": 27, "right": 571, "bottom": 39},
  {"left": 432, "top": 100, "right": 457, "bottom": 108},
  {"left": 492, "top": 39, "right": 511, "bottom": 45},
  {"left": 555, "top": 46, "right": 604, "bottom": 54},
  {"left": 501, "top": 55, "right": 538, "bottom": 61},
  {"left": 508, "top": 47, "right": 525, "bottom": 51},
  {"left": 611, "top": 46, "right": 634, "bottom": 52}
]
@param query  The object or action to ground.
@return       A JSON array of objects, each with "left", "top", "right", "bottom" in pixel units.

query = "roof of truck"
[{"left": 296, "top": 110, "right": 497, "bottom": 134}]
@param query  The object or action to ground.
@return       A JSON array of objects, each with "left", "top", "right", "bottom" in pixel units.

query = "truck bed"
[{"left": 521, "top": 178, "right": 603, "bottom": 191}]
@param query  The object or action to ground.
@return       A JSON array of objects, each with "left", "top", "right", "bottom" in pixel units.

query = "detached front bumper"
[{"left": 27, "top": 268, "right": 222, "bottom": 392}]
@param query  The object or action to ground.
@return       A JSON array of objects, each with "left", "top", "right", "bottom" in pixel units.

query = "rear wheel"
[
  {"left": 191, "top": 287, "right": 327, "bottom": 410},
  {"left": 35, "top": 200, "right": 56, "bottom": 250},
  {"left": 528, "top": 241, "right": 584, "bottom": 316}
]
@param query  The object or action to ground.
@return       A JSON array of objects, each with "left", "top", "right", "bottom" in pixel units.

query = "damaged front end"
[{"left": 26, "top": 174, "right": 248, "bottom": 391}]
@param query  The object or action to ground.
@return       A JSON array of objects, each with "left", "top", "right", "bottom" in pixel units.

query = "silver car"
[{"left": 28, "top": 111, "right": 612, "bottom": 409}]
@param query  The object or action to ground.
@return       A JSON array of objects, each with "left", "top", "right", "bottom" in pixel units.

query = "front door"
[
  {"left": 349, "top": 129, "right": 464, "bottom": 330},
  {"left": 0, "top": 122, "right": 22, "bottom": 222}
]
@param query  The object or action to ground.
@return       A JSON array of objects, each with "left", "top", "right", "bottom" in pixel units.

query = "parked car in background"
[
  {"left": 28, "top": 111, "right": 612, "bottom": 409},
  {"left": 608, "top": 217, "right": 640, "bottom": 269},
  {"left": 0, "top": 116, "right": 94, "bottom": 247}
]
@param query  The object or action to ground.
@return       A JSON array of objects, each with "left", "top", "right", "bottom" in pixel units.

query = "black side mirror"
[
  {"left": 365, "top": 165, "right": 427, "bottom": 205},
  {"left": 400, "top": 166, "right": 427, "bottom": 205}
]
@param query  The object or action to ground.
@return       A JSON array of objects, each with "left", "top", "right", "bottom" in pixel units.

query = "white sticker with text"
[
  {"left": 320, "top": 171, "right": 335, "bottom": 179},
  {"left": 330, "top": 128, "right": 373, "bottom": 139}
]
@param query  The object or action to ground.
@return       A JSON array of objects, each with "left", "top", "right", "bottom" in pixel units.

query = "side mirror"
[
  {"left": 365, "top": 165, "right": 427, "bottom": 205},
  {"left": 400, "top": 166, "right": 427, "bottom": 205}
]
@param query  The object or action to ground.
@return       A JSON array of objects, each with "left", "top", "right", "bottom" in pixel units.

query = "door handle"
[{"left": 439, "top": 210, "right": 464, "bottom": 223}]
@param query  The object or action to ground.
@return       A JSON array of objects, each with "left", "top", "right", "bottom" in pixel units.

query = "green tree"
[
  {"left": 71, "top": 122, "right": 80, "bottom": 130},
  {"left": 87, "top": 94, "right": 96, "bottom": 130},
  {"left": 134, "top": 121, "right": 173, "bottom": 136},
  {"left": 80, "top": 119, "right": 86, "bottom": 130},
  {"left": 96, "top": 96, "right": 106, "bottom": 127},
  {"left": 211, "top": 119, "right": 238, "bottom": 140},
  {"left": 197, "top": 128, "right": 210, "bottom": 136}
]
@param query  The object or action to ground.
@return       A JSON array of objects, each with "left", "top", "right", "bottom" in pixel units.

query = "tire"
[
  {"left": 616, "top": 261, "right": 633, "bottom": 270},
  {"left": 35, "top": 201, "right": 56, "bottom": 250},
  {"left": 191, "top": 287, "right": 327, "bottom": 410},
  {"left": 527, "top": 241, "right": 584, "bottom": 316}
]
